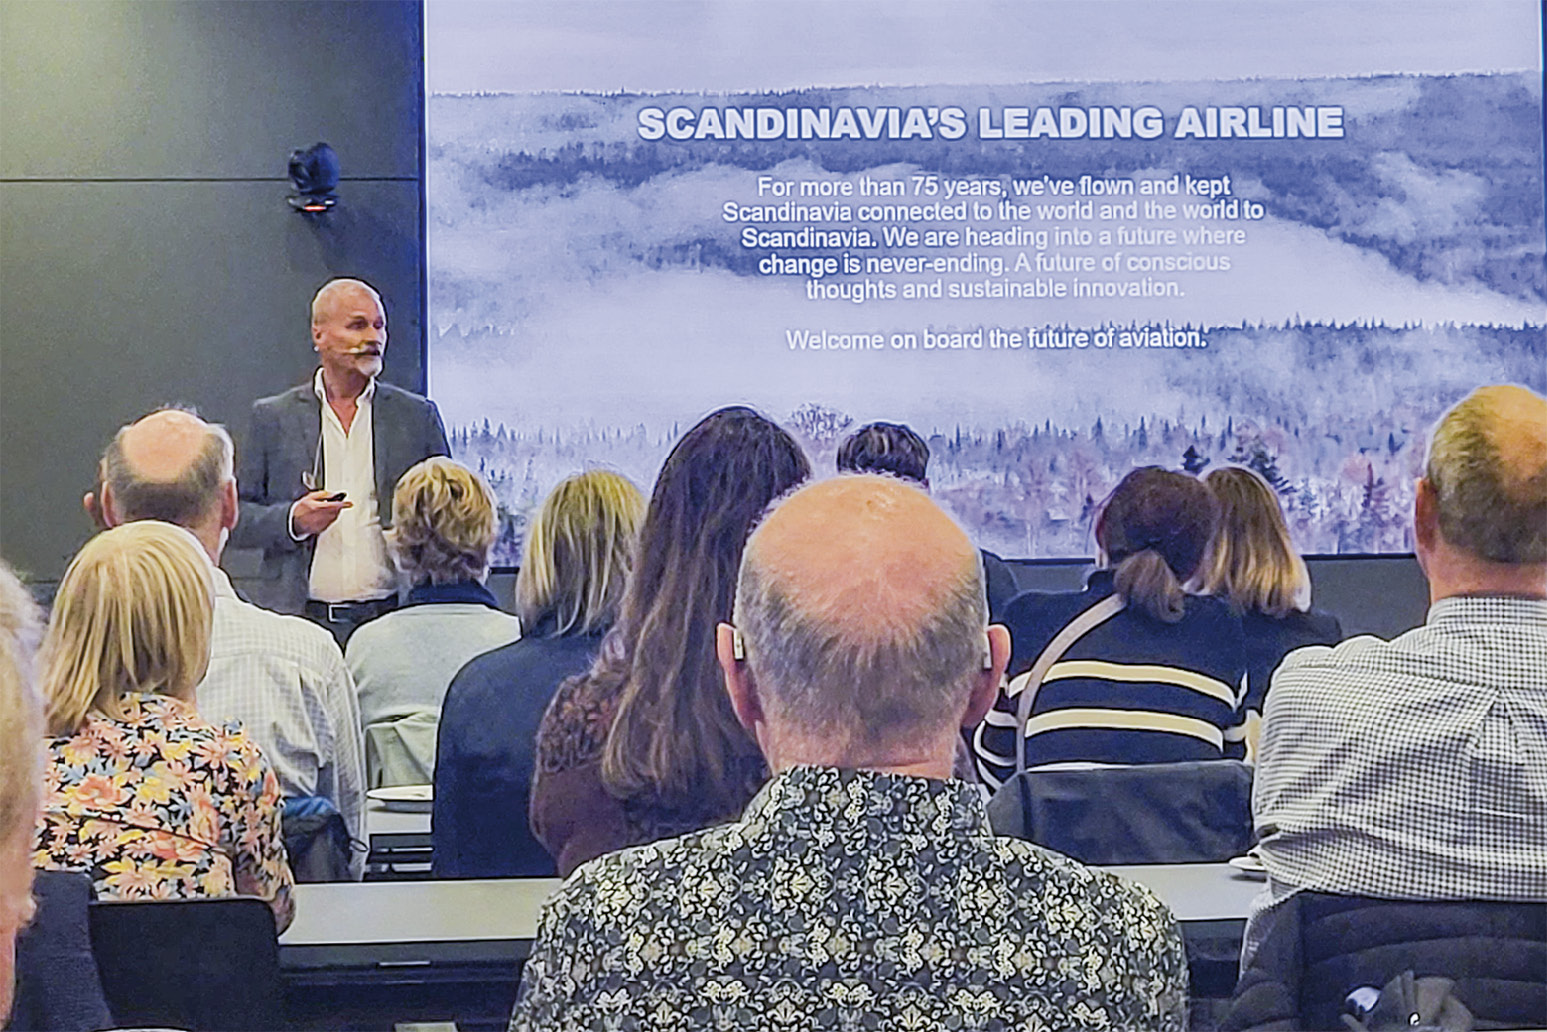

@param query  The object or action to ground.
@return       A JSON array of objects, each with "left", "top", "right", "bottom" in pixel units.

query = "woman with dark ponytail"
[{"left": 970, "top": 467, "right": 1247, "bottom": 785}]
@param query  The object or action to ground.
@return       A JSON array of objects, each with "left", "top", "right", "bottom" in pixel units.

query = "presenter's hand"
[{"left": 291, "top": 491, "right": 352, "bottom": 537}]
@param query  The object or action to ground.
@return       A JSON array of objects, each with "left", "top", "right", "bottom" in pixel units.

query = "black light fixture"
[{"left": 287, "top": 142, "right": 340, "bottom": 213}]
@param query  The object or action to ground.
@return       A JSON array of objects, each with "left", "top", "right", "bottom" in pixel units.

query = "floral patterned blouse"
[
  {"left": 511, "top": 765, "right": 1188, "bottom": 1031},
  {"left": 32, "top": 692, "right": 294, "bottom": 931}
]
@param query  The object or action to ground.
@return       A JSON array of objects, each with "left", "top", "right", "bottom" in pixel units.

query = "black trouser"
[{"left": 303, "top": 596, "right": 399, "bottom": 647}]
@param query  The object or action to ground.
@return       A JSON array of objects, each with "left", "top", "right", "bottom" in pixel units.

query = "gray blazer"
[{"left": 229, "top": 379, "right": 450, "bottom": 614}]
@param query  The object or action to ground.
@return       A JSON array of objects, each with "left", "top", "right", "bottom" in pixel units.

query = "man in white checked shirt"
[
  {"left": 94, "top": 408, "right": 366, "bottom": 876},
  {"left": 1247, "top": 384, "right": 1547, "bottom": 958}
]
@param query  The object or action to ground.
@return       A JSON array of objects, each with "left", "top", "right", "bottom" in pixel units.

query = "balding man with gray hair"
[
  {"left": 511, "top": 474, "right": 1187, "bottom": 1032},
  {"left": 230, "top": 277, "right": 449, "bottom": 641},
  {"left": 1247, "top": 384, "right": 1547, "bottom": 958},
  {"left": 97, "top": 408, "right": 366, "bottom": 874}
]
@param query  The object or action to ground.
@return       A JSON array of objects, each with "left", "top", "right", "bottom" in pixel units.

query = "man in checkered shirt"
[
  {"left": 1248, "top": 384, "right": 1547, "bottom": 958},
  {"left": 93, "top": 408, "right": 366, "bottom": 874}
]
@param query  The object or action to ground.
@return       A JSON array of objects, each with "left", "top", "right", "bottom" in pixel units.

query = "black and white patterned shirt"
[
  {"left": 511, "top": 765, "right": 1188, "bottom": 1031},
  {"left": 1249, "top": 596, "right": 1547, "bottom": 953}
]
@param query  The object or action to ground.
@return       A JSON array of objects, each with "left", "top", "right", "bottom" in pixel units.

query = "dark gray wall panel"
[
  {"left": 0, "top": 177, "right": 423, "bottom": 576},
  {"left": 0, "top": 0, "right": 421, "bottom": 180}
]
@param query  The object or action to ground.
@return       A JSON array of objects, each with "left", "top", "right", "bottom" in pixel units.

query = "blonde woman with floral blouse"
[{"left": 32, "top": 521, "right": 294, "bottom": 931}]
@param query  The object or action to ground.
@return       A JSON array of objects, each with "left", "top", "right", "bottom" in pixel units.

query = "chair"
[
  {"left": 985, "top": 759, "right": 1254, "bottom": 864},
  {"left": 87, "top": 896, "right": 283, "bottom": 1031},
  {"left": 1225, "top": 892, "right": 1547, "bottom": 1031},
  {"left": 10, "top": 871, "right": 113, "bottom": 1032}
]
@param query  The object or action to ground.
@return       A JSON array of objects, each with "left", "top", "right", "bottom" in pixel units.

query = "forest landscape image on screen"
[{"left": 425, "top": 2, "right": 1546, "bottom": 564}]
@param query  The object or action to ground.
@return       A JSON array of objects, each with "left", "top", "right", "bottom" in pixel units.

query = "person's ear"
[
  {"left": 962, "top": 624, "right": 1011, "bottom": 729},
  {"left": 220, "top": 478, "right": 239, "bottom": 533},
  {"left": 1413, "top": 477, "right": 1439, "bottom": 557},
  {"left": 717, "top": 623, "right": 764, "bottom": 734},
  {"left": 96, "top": 485, "right": 123, "bottom": 529}
]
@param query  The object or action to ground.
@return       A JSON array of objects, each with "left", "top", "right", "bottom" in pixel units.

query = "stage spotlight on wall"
[{"left": 287, "top": 142, "right": 339, "bottom": 213}]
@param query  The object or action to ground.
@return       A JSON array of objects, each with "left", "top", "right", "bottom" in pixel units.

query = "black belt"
[{"left": 304, "top": 597, "right": 398, "bottom": 623}]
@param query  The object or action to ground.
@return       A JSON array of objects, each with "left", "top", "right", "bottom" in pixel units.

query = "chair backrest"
[
  {"left": 11, "top": 870, "right": 114, "bottom": 1032},
  {"left": 985, "top": 759, "right": 1254, "bottom": 864},
  {"left": 282, "top": 794, "right": 356, "bottom": 882},
  {"left": 87, "top": 896, "right": 282, "bottom": 1031},
  {"left": 1297, "top": 893, "right": 1547, "bottom": 1031},
  {"left": 364, "top": 707, "right": 439, "bottom": 788}
]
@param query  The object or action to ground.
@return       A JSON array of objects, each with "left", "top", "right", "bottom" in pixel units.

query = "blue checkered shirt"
[
  {"left": 1248, "top": 595, "right": 1547, "bottom": 957},
  {"left": 199, "top": 569, "right": 366, "bottom": 875}
]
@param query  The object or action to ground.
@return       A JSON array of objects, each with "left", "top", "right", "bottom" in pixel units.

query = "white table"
[
  {"left": 278, "top": 865, "right": 1261, "bottom": 1025},
  {"left": 280, "top": 863, "right": 1259, "bottom": 964}
]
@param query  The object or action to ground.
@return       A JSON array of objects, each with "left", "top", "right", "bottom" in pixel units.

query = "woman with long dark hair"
[
  {"left": 971, "top": 467, "right": 1247, "bottom": 785},
  {"left": 531, "top": 407, "right": 809, "bottom": 876}
]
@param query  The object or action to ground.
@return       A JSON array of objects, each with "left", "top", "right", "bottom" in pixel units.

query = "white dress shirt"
[{"left": 306, "top": 369, "right": 396, "bottom": 602}]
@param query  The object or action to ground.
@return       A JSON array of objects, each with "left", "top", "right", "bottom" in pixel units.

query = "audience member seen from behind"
[
  {"left": 531, "top": 406, "right": 809, "bottom": 877},
  {"left": 1246, "top": 385, "right": 1547, "bottom": 960},
  {"left": 512, "top": 475, "right": 1187, "bottom": 1031},
  {"left": 837, "top": 420, "right": 1018, "bottom": 618},
  {"left": 1202, "top": 466, "right": 1342, "bottom": 719},
  {"left": 972, "top": 467, "right": 1246, "bottom": 786},
  {"left": 434, "top": 471, "right": 645, "bottom": 878},
  {"left": 94, "top": 408, "right": 366, "bottom": 866},
  {"left": 33, "top": 522, "right": 294, "bottom": 930},
  {"left": 0, "top": 564, "right": 44, "bottom": 1024},
  {"left": 347, "top": 457, "right": 521, "bottom": 786}
]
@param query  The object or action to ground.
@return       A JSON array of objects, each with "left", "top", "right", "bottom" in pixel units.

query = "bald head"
[
  {"left": 310, "top": 278, "right": 381, "bottom": 327},
  {"left": 102, "top": 409, "right": 235, "bottom": 548},
  {"left": 1424, "top": 384, "right": 1547, "bottom": 565},
  {"left": 730, "top": 475, "right": 1001, "bottom": 766}
]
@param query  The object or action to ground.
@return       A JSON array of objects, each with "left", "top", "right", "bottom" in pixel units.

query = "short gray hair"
[
  {"left": 1425, "top": 386, "right": 1547, "bottom": 564},
  {"left": 733, "top": 545, "right": 987, "bottom": 750},
  {"left": 103, "top": 409, "right": 234, "bottom": 527}
]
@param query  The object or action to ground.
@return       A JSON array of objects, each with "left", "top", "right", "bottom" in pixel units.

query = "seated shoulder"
[{"left": 992, "top": 836, "right": 1174, "bottom": 924}]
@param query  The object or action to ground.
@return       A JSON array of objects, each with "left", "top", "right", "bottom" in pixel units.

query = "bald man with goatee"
[
  {"left": 230, "top": 278, "right": 449, "bottom": 641},
  {"left": 511, "top": 474, "right": 1187, "bottom": 1032}
]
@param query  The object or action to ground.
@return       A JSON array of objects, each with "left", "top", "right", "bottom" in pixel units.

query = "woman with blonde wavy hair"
[
  {"left": 32, "top": 521, "right": 293, "bottom": 930},
  {"left": 347, "top": 457, "right": 521, "bottom": 785},
  {"left": 1203, "top": 465, "right": 1342, "bottom": 714},
  {"left": 434, "top": 470, "right": 645, "bottom": 877}
]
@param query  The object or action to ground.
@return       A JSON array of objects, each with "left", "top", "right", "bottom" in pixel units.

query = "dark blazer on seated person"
[
  {"left": 228, "top": 378, "right": 450, "bottom": 614},
  {"left": 10, "top": 871, "right": 113, "bottom": 1032},
  {"left": 433, "top": 619, "right": 606, "bottom": 878},
  {"left": 1224, "top": 891, "right": 1547, "bottom": 1032}
]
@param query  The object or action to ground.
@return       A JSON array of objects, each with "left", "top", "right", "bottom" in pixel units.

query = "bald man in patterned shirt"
[{"left": 511, "top": 474, "right": 1187, "bottom": 1031}]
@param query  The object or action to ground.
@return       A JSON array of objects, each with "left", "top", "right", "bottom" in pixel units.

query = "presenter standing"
[{"left": 230, "top": 278, "right": 450, "bottom": 643}]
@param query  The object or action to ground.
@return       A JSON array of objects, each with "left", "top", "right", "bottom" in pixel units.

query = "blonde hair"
[
  {"left": 0, "top": 562, "right": 44, "bottom": 850},
  {"left": 1203, "top": 466, "right": 1310, "bottom": 618},
  {"left": 388, "top": 457, "right": 499, "bottom": 585},
  {"left": 40, "top": 522, "right": 214, "bottom": 736},
  {"left": 517, "top": 471, "right": 644, "bottom": 635}
]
